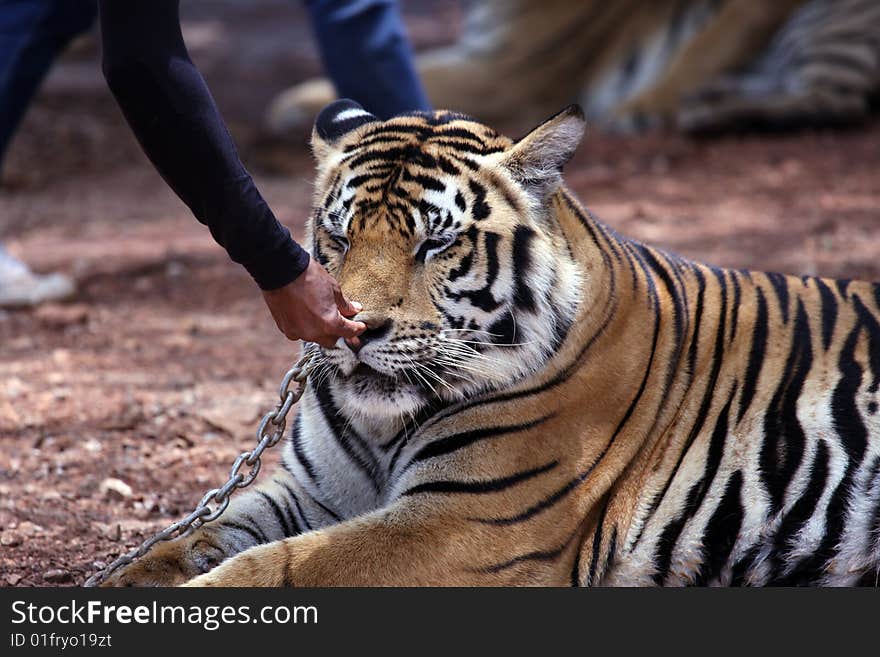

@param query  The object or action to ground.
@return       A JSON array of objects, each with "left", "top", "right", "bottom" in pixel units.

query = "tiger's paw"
[
  {"left": 182, "top": 543, "right": 287, "bottom": 587},
  {"left": 99, "top": 537, "right": 226, "bottom": 587}
]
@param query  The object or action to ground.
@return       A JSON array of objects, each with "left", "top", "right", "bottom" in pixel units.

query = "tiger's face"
[{"left": 305, "top": 101, "right": 586, "bottom": 420}]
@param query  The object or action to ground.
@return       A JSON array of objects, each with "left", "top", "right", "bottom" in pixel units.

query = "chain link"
[{"left": 82, "top": 353, "right": 313, "bottom": 587}]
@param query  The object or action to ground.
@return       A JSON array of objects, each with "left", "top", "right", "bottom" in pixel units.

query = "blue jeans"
[
  {"left": 0, "top": 0, "right": 97, "bottom": 171},
  {"left": 0, "top": 0, "right": 429, "bottom": 171},
  {"left": 305, "top": 0, "right": 430, "bottom": 119}
]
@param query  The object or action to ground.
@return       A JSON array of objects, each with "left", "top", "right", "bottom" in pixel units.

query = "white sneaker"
[{"left": 0, "top": 247, "right": 76, "bottom": 308}]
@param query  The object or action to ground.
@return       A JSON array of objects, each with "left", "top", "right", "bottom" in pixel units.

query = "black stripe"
[
  {"left": 867, "top": 456, "right": 880, "bottom": 554},
  {"left": 432, "top": 127, "right": 486, "bottom": 144},
  {"left": 730, "top": 544, "right": 761, "bottom": 587},
  {"left": 314, "top": 382, "right": 381, "bottom": 492},
  {"left": 476, "top": 526, "right": 581, "bottom": 574},
  {"left": 357, "top": 122, "right": 431, "bottom": 142},
  {"left": 346, "top": 172, "right": 391, "bottom": 189},
  {"left": 768, "top": 440, "right": 830, "bottom": 584},
  {"left": 277, "top": 485, "right": 303, "bottom": 535},
  {"left": 437, "top": 155, "right": 461, "bottom": 176},
  {"left": 586, "top": 497, "right": 610, "bottom": 586},
  {"left": 560, "top": 192, "right": 605, "bottom": 253},
  {"left": 468, "top": 179, "right": 491, "bottom": 220},
  {"left": 447, "top": 226, "right": 477, "bottom": 282},
  {"left": 278, "top": 480, "right": 313, "bottom": 532},
  {"left": 409, "top": 415, "right": 551, "bottom": 465},
  {"left": 638, "top": 246, "right": 687, "bottom": 396},
  {"left": 729, "top": 270, "right": 742, "bottom": 345},
  {"left": 852, "top": 294, "right": 880, "bottom": 392},
  {"left": 434, "top": 139, "right": 504, "bottom": 155},
  {"left": 446, "top": 152, "right": 480, "bottom": 171},
  {"left": 403, "top": 460, "right": 557, "bottom": 496},
  {"left": 221, "top": 520, "right": 267, "bottom": 545},
  {"left": 512, "top": 225, "right": 537, "bottom": 312},
  {"left": 488, "top": 310, "right": 517, "bottom": 346},
  {"left": 759, "top": 299, "right": 813, "bottom": 515},
  {"left": 379, "top": 398, "right": 446, "bottom": 452},
  {"left": 258, "top": 490, "right": 294, "bottom": 538},
  {"left": 687, "top": 267, "right": 707, "bottom": 377},
  {"left": 604, "top": 527, "right": 618, "bottom": 583},
  {"left": 300, "top": 486, "right": 342, "bottom": 523},
  {"left": 450, "top": 231, "right": 503, "bottom": 312},
  {"left": 402, "top": 168, "right": 445, "bottom": 192},
  {"left": 570, "top": 548, "right": 581, "bottom": 587},
  {"left": 291, "top": 414, "right": 317, "bottom": 485},
  {"left": 626, "top": 242, "right": 660, "bottom": 309},
  {"left": 652, "top": 385, "right": 736, "bottom": 584},
  {"left": 693, "top": 470, "right": 744, "bottom": 586},
  {"left": 766, "top": 272, "right": 790, "bottom": 324},
  {"left": 346, "top": 146, "right": 407, "bottom": 169},
  {"left": 736, "top": 286, "right": 769, "bottom": 424},
  {"left": 814, "top": 277, "right": 839, "bottom": 351}
]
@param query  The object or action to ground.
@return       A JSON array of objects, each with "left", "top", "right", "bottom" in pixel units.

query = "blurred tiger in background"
[
  {"left": 268, "top": 0, "right": 880, "bottom": 134},
  {"left": 104, "top": 99, "right": 880, "bottom": 587}
]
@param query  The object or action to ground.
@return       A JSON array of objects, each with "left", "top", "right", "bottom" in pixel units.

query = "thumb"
[{"left": 334, "top": 286, "right": 362, "bottom": 317}]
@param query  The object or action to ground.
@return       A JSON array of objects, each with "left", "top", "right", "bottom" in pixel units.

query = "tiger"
[
  {"left": 267, "top": 0, "right": 880, "bottom": 135},
  {"left": 103, "top": 99, "right": 880, "bottom": 587}
]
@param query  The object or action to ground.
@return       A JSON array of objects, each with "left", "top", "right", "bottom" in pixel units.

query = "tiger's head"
[{"left": 305, "top": 100, "right": 586, "bottom": 420}]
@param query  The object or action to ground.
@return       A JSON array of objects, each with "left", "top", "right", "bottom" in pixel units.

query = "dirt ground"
[{"left": 1, "top": 2, "right": 879, "bottom": 587}]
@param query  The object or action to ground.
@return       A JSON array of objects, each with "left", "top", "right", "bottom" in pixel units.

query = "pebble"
[
  {"left": 43, "top": 569, "right": 72, "bottom": 583},
  {"left": 0, "top": 535, "right": 22, "bottom": 547},
  {"left": 5, "top": 573, "right": 22, "bottom": 586},
  {"left": 36, "top": 305, "right": 89, "bottom": 328},
  {"left": 99, "top": 477, "right": 133, "bottom": 501}
]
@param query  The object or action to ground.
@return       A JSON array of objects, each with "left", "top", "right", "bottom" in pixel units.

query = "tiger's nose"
[{"left": 345, "top": 311, "right": 392, "bottom": 355}]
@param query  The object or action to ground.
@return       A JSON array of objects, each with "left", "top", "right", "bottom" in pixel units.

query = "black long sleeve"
[{"left": 98, "top": 0, "right": 310, "bottom": 290}]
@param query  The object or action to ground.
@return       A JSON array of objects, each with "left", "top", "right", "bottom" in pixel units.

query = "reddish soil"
[{"left": 1, "top": 1, "right": 879, "bottom": 587}]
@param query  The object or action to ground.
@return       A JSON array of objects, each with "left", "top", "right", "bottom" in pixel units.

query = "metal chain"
[{"left": 82, "top": 354, "right": 313, "bottom": 587}]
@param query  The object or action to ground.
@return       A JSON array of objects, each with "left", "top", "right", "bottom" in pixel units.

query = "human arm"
[{"left": 97, "top": 0, "right": 364, "bottom": 344}]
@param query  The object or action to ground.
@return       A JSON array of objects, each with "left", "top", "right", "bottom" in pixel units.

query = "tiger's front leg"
[
  {"left": 183, "top": 496, "right": 578, "bottom": 587},
  {"left": 101, "top": 472, "right": 319, "bottom": 587},
  {"left": 183, "top": 501, "right": 463, "bottom": 587}
]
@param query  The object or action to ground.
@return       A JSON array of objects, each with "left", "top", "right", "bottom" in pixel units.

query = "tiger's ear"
[
  {"left": 500, "top": 105, "right": 586, "bottom": 199},
  {"left": 311, "top": 99, "right": 380, "bottom": 161}
]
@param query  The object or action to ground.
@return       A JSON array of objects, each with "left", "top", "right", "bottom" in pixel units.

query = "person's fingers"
[
  {"left": 330, "top": 313, "right": 367, "bottom": 339},
  {"left": 333, "top": 285, "right": 362, "bottom": 317}
]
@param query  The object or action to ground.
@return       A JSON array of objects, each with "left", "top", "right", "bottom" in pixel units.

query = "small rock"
[
  {"left": 43, "top": 569, "right": 72, "bottom": 583},
  {"left": 36, "top": 305, "right": 89, "bottom": 329},
  {"left": 0, "top": 535, "right": 22, "bottom": 547},
  {"left": 5, "top": 573, "right": 22, "bottom": 586},
  {"left": 99, "top": 477, "right": 133, "bottom": 501}
]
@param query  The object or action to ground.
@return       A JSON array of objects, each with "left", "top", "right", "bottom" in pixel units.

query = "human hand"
[{"left": 261, "top": 257, "right": 366, "bottom": 348}]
